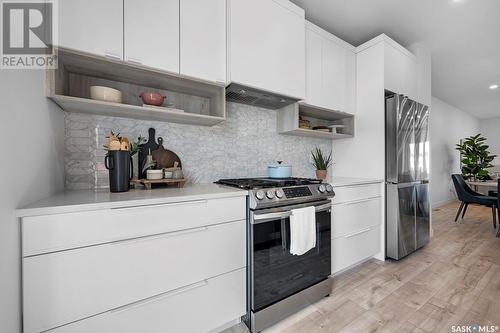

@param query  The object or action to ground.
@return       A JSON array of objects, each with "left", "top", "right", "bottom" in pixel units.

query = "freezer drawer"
[{"left": 386, "top": 183, "right": 429, "bottom": 260}]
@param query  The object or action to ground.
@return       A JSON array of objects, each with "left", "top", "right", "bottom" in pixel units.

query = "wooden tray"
[{"left": 131, "top": 178, "right": 187, "bottom": 190}]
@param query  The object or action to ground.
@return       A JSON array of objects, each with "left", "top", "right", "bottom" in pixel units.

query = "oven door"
[{"left": 249, "top": 200, "right": 331, "bottom": 312}]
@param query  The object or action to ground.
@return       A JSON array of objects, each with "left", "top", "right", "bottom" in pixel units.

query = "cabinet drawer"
[
  {"left": 332, "top": 225, "right": 381, "bottom": 274},
  {"left": 332, "top": 183, "right": 382, "bottom": 204},
  {"left": 46, "top": 268, "right": 246, "bottom": 333},
  {"left": 22, "top": 196, "right": 246, "bottom": 256},
  {"left": 332, "top": 197, "right": 382, "bottom": 239},
  {"left": 23, "top": 221, "right": 245, "bottom": 333}
]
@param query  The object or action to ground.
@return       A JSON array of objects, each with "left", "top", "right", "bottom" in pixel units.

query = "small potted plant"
[{"left": 311, "top": 148, "right": 332, "bottom": 180}]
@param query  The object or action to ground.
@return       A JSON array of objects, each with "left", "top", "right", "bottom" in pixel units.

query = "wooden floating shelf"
[
  {"left": 277, "top": 103, "right": 355, "bottom": 140},
  {"left": 298, "top": 102, "right": 354, "bottom": 121},
  {"left": 50, "top": 95, "right": 225, "bottom": 126},
  {"left": 47, "top": 48, "right": 226, "bottom": 127},
  {"left": 281, "top": 128, "right": 353, "bottom": 139}
]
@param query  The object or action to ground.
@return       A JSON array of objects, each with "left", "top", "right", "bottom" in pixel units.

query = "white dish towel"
[{"left": 289, "top": 206, "right": 317, "bottom": 256}]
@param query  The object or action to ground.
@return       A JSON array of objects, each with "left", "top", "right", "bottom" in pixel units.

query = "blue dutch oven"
[{"left": 268, "top": 161, "right": 292, "bottom": 178}]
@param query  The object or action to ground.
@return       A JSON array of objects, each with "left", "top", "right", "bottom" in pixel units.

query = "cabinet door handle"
[
  {"left": 104, "top": 52, "right": 121, "bottom": 61},
  {"left": 342, "top": 197, "right": 380, "bottom": 206},
  {"left": 112, "top": 199, "right": 208, "bottom": 210},
  {"left": 127, "top": 57, "right": 142, "bottom": 65},
  {"left": 110, "top": 280, "right": 208, "bottom": 314},
  {"left": 111, "top": 226, "right": 209, "bottom": 246},
  {"left": 344, "top": 228, "right": 371, "bottom": 238}
]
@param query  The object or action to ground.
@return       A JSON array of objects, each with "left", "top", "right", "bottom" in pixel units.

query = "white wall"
[
  {"left": 0, "top": 71, "right": 65, "bottom": 333},
  {"left": 479, "top": 117, "right": 500, "bottom": 163},
  {"left": 430, "top": 97, "right": 480, "bottom": 207}
]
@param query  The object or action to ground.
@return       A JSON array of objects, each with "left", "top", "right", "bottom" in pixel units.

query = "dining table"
[{"left": 466, "top": 179, "right": 499, "bottom": 195}]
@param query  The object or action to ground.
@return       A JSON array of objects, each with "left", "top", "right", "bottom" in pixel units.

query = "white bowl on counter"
[
  {"left": 90, "top": 86, "right": 123, "bottom": 103},
  {"left": 146, "top": 169, "right": 163, "bottom": 180}
]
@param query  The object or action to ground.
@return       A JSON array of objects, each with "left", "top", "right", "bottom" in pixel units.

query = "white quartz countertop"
[
  {"left": 329, "top": 176, "right": 384, "bottom": 187},
  {"left": 16, "top": 183, "right": 248, "bottom": 218}
]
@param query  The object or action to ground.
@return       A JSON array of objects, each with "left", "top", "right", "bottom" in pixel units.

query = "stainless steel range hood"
[{"left": 226, "top": 83, "right": 300, "bottom": 110}]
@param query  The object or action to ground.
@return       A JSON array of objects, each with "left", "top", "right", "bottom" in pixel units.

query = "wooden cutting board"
[{"left": 152, "top": 137, "right": 182, "bottom": 169}]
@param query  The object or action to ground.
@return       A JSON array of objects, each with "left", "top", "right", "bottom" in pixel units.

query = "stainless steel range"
[{"left": 216, "top": 178, "right": 335, "bottom": 333}]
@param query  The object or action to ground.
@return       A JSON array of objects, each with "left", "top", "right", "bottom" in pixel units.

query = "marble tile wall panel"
[{"left": 65, "top": 102, "right": 332, "bottom": 190}]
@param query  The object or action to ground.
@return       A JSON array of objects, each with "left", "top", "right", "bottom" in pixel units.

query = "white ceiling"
[{"left": 291, "top": 0, "right": 500, "bottom": 119}]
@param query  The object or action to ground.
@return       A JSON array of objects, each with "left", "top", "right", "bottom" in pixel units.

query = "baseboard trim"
[{"left": 208, "top": 318, "right": 242, "bottom": 333}]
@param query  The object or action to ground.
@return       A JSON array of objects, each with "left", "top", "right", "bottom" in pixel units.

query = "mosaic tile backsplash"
[{"left": 65, "top": 102, "right": 332, "bottom": 190}]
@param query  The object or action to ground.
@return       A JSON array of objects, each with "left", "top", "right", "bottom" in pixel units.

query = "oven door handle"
[
  {"left": 252, "top": 203, "right": 331, "bottom": 224},
  {"left": 253, "top": 211, "right": 292, "bottom": 222}
]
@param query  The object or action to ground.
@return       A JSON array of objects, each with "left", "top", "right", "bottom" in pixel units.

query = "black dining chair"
[
  {"left": 497, "top": 179, "right": 500, "bottom": 238},
  {"left": 451, "top": 174, "right": 499, "bottom": 229}
]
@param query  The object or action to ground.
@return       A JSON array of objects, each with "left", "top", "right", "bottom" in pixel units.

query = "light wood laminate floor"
[{"left": 224, "top": 202, "right": 500, "bottom": 333}]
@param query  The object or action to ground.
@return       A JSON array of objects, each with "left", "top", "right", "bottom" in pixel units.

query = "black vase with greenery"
[
  {"left": 455, "top": 134, "right": 496, "bottom": 180},
  {"left": 105, "top": 151, "right": 132, "bottom": 192}
]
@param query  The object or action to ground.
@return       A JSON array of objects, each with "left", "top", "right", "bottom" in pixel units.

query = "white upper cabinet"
[
  {"left": 228, "top": 0, "right": 306, "bottom": 99},
  {"left": 305, "top": 27, "right": 323, "bottom": 107},
  {"left": 58, "top": 0, "right": 123, "bottom": 60},
  {"left": 384, "top": 41, "right": 417, "bottom": 100},
  {"left": 305, "top": 22, "right": 356, "bottom": 113},
  {"left": 124, "top": 0, "right": 179, "bottom": 73},
  {"left": 180, "top": 0, "right": 226, "bottom": 83}
]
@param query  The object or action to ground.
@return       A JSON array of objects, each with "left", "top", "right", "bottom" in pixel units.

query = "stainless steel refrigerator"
[{"left": 386, "top": 94, "right": 430, "bottom": 260}]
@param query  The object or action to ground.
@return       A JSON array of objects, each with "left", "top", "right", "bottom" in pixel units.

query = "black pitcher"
[{"left": 105, "top": 151, "right": 131, "bottom": 193}]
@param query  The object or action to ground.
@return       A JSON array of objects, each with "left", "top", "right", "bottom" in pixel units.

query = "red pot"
[{"left": 140, "top": 92, "right": 166, "bottom": 106}]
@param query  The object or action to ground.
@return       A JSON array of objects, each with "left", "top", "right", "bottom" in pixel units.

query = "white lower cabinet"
[
  {"left": 331, "top": 183, "right": 383, "bottom": 274},
  {"left": 22, "top": 197, "right": 247, "bottom": 333},
  {"left": 332, "top": 197, "right": 382, "bottom": 238},
  {"left": 332, "top": 183, "right": 382, "bottom": 204},
  {"left": 332, "top": 226, "right": 381, "bottom": 274},
  {"left": 22, "top": 196, "right": 246, "bottom": 256},
  {"left": 46, "top": 268, "right": 246, "bottom": 333}
]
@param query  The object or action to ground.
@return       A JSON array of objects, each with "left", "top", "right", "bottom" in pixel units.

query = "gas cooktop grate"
[{"left": 215, "top": 177, "right": 323, "bottom": 190}]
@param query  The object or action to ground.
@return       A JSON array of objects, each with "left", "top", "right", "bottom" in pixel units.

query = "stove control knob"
[
  {"left": 326, "top": 184, "right": 333, "bottom": 193},
  {"left": 266, "top": 190, "right": 275, "bottom": 199},
  {"left": 318, "top": 184, "right": 326, "bottom": 193},
  {"left": 255, "top": 190, "right": 265, "bottom": 200},
  {"left": 275, "top": 189, "right": 284, "bottom": 199}
]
